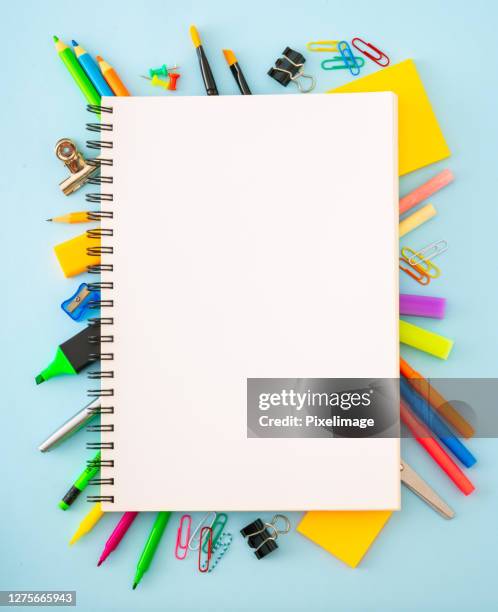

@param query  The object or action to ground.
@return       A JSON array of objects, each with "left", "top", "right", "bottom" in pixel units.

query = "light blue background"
[{"left": 1, "top": 0, "right": 497, "bottom": 610}]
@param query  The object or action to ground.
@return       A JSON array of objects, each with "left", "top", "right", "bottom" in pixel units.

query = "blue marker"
[
  {"left": 400, "top": 377, "right": 476, "bottom": 468},
  {"left": 72, "top": 41, "right": 114, "bottom": 97}
]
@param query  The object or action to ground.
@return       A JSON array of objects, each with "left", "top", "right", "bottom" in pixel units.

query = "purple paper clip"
[{"left": 337, "top": 40, "right": 362, "bottom": 76}]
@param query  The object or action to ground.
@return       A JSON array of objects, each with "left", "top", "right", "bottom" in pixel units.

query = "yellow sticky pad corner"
[
  {"left": 54, "top": 232, "right": 101, "bottom": 278},
  {"left": 328, "top": 59, "right": 450, "bottom": 176},
  {"left": 297, "top": 510, "right": 393, "bottom": 568}
]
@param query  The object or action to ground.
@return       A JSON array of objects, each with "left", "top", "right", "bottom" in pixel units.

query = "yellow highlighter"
[
  {"left": 400, "top": 320, "right": 454, "bottom": 360},
  {"left": 70, "top": 503, "right": 104, "bottom": 545},
  {"left": 54, "top": 231, "right": 101, "bottom": 277}
]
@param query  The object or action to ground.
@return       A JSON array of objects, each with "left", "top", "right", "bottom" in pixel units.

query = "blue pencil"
[
  {"left": 72, "top": 40, "right": 114, "bottom": 97},
  {"left": 400, "top": 377, "right": 476, "bottom": 467}
]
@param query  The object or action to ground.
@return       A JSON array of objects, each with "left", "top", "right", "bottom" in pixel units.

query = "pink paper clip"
[
  {"left": 351, "top": 38, "right": 390, "bottom": 67},
  {"left": 175, "top": 514, "right": 192, "bottom": 560},
  {"left": 198, "top": 526, "right": 213, "bottom": 573}
]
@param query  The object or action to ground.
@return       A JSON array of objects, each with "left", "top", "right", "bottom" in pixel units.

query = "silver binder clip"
[{"left": 55, "top": 138, "right": 98, "bottom": 195}]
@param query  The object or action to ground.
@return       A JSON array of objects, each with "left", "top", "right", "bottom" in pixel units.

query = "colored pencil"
[
  {"left": 96, "top": 56, "right": 130, "bottom": 96},
  {"left": 53, "top": 36, "right": 101, "bottom": 107},
  {"left": 72, "top": 41, "right": 114, "bottom": 97}
]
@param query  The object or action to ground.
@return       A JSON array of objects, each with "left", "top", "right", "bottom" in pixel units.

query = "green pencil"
[
  {"left": 53, "top": 35, "right": 101, "bottom": 107},
  {"left": 133, "top": 511, "right": 171, "bottom": 589}
]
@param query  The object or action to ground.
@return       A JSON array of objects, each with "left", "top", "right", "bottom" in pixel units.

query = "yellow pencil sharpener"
[{"left": 55, "top": 138, "right": 98, "bottom": 196}]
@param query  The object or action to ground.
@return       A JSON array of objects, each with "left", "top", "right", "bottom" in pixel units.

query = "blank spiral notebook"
[{"left": 98, "top": 94, "right": 400, "bottom": 511}]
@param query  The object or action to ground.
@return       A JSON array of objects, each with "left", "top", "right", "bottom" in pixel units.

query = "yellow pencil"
[
  {"left": 47, "top": 212, "right": 93, "bottom": 224},
  {"left": 69, "top": 503, "right": 104, "bottom": 545}
]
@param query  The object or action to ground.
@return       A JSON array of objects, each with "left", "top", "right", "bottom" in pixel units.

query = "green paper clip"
[
  {"left": 202, "top": 513, "right": 228, "bottom": 552},
  {"left": 149, "top": 64, "right": 169, "bottom": 78},
  {"left": 321, "top": 56, "right": 365, "bottom": 70}
]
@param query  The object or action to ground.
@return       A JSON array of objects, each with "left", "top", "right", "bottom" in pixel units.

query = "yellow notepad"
[
  {"left": 297, "top": 510, "right": 393, "bottom": 568},
  {"left": 329, "top": 59, "right": 450, "bottom": 176}
]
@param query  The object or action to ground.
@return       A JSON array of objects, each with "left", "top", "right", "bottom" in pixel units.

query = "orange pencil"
[
  {"left": 400, "top": 358, "right": 474, "bottom": 439},
  {"left": 96, "top": 56, "right": 130, "bottom": 96}
]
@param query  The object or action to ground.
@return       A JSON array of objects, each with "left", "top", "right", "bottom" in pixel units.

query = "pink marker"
[
  {"left": 399, "top": 169, "right": 454, "bottom": 215},
  {"left": 97, "top": 511, "right": 139, "bottom": 566}
]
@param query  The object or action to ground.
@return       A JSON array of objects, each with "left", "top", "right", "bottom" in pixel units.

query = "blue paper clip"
[
  {"left": 321, "top": 56, "right": 365, "bottom": 71},
  {"left": 61, "top": 283, "right": 100, "bottom": 321},
  {"left": 337, "top": 40, "right": 362, "bottom": 76}
]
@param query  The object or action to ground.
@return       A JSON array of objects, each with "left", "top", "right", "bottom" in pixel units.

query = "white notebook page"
[{"left": 100, "top": 94, "right": 400, "bottom": 511}]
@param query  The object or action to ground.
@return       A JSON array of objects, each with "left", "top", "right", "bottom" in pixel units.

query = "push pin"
[
  {"left": 141, "top": 75, "right": 170, "bottom": 90},
  {"left": 148, "top": 64, "right": 179, "bottom": 78},
  {"left": 240, "top": 514, "right": 291, "bottom": 559},
  {"left": 268, "top": 47, "right": 315, "bottom": 93},
  {"left": 168, "top": 73, "right": 180, "bottom": 91},
  {"left": 55, "top": 138, "right": 98, "bottom": 196}
]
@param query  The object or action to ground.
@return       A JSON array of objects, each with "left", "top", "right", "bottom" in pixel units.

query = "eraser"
[{"left": 54, "top": 232, "right": 101, "bottom": 278}]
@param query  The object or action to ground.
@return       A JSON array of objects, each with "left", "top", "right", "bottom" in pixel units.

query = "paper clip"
[
  {"left": 175, "top": 514, "right": 192, "bottom": 560},
  {"left": 188, "top": 511, "right": 216, "bottom": 551},
  {"left": 306, "top": 40, "right": 339, "bottom": 52},
  {"left": 208, "top": 532, "right": 233, "bottom": 573},
  {"left": 351, "top": 38, "right": 390, "bottom": 67},
  {"left": 408, "top": 240, "right": 448, "bottom": 266},
  {"left": 240, "top": 514, "right": 291, "bottom": 560},
  {"left": 321, "top": 56, "right": 365, "bottom": 71},
  {"left": 401, "top": 247, "right": 440, "bottom": 279},
  {"left": 399, "top": 257, "right": 431, "bottom": 286},
  {"left": 198, "top": 527, "right": 212, "bottom": 573},
  {"left": 337, "top": 41, "right": 362, "bottom": 76},
  {"left": 202, "top": 512, "right": 227, "bottom": 553}
]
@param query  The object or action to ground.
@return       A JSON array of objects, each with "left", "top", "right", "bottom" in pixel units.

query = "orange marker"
[
  {"left": 96, "top": 56, "right": 130, "bottom": 96},
  {"left": 400, "top": 358, "right": 475, "bottom": 439}
]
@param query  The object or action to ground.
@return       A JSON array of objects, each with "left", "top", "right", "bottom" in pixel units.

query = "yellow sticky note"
[
  {"left": 297, "top": 510, "right": 392, "bottom": 568},
  {"left": 54, "top": 232, "right": 101, "bottom": 278},
  {"left": 328, "top": 59, "right": 450, "bottom": 176}
]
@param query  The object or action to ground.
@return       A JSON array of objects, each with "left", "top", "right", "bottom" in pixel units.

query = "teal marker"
[
  {"left": 59, "top": 451, "right": 101, "bottom": 510},
  {"left": 133, "top": 512, "right": 171, "bottom": 589}
]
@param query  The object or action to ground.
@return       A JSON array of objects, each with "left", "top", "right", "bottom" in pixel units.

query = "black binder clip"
[
  {"left": 268, "top": 47, "right": 316, "bottom": 93},
  {"left": 240, "top": 514, "right": 291, "bottom": 559}
]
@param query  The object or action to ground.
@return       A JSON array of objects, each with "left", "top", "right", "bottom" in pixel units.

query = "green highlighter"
[
  {"left": 59, "top": 451, "right": 101, "bottom": 510},
  {"left": 133, "top": 512, "right": 172, "bottom": 589}
]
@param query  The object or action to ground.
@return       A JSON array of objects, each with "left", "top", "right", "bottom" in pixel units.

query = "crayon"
[{"left": 53, "top": 36, "right": 100, "bottom": 107}]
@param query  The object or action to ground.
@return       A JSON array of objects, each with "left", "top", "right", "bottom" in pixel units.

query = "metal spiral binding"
[{"left": 85, "top": 104, "right": 115, "bottom": 503}]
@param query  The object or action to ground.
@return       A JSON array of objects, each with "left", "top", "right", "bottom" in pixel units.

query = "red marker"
[
  {"left": 400, "top": 400, "right": 475, "bottom": 496},
  {"left": 97, "top": 512, "right": 138, "bottom": 566}
]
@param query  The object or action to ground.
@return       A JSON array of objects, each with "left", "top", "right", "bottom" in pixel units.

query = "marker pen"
[
  {"left": 59, "top": 451, "right": 101, "bottom": 510},
  {"left": 35, "top": 325, "right": 99, "bottom": 384}
]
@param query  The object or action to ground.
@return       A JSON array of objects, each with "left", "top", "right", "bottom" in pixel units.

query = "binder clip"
[
  {"left": 240, "top": 514, "right": 291, "bottom": 559},
  {"left": 268, "top": 47, "right": 315, "bottom": 93},
  {"left": 61, "top": 282, "right": 100, "bottom": 321},
  {"left": 55, "top": 138, "right": 98, "bottom": 196}
]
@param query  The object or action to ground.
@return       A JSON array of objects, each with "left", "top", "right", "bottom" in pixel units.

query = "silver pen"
[{"left": 38, "top": 397, "right": 101, "bottom": 452}]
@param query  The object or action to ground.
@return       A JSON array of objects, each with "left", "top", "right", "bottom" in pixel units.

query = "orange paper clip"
[
  {"left": 399, "top": 256, "right": 430, "bottom": 285},
  {"left": 175, "top": 514, "right": 192, "bottom": 560},
  {"left": 351, "top": 38, "right": 390, "bottom": 67},
  {"left": 198, "top": 527, "right": 213, "bottom": 573}
]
